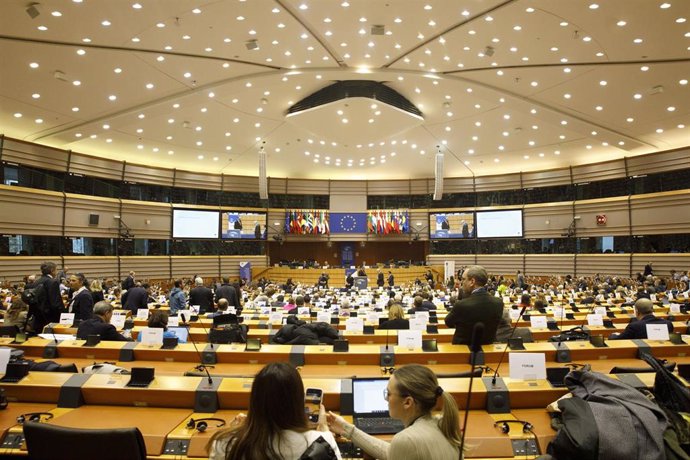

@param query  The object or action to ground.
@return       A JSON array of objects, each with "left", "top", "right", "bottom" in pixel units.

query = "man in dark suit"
[
  {"left": 189, "top": 277, "right": 214, "bottom": 314},
  {"left": 77, "top": 301, "right": 131, "bottom": 341},
  {"left": 445, "top": 265, "right": 504, "bottom": 345},
  {"left": 67, "top": 273, "right": 94, "bottom": 323},
  {"left": 215, "top": 277, "right": 240, "bottom": 309},
  {"left": 122, "top": 271, "right": 136, "bottom": 291},
  {"left": 123, "top": 283, "right": 149, "bottom": 313},
  {"left": 611, "top": 298, "right": 673, "bottom": 340},
  {"left": 28, "top": 261, "right": 64, "bottom": 334}
]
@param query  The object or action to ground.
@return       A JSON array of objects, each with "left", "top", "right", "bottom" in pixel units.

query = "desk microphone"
[
  {"left": 384, "top": 329, "right": 390, "bottom": 351},
  {"left": 460, "top": 323, "right": 484, "bottom": 455},
  {"left": 491, "top": 305, "right": 527, "bottom": 386},
  {"left": 189, "top": 310, "right": 214, "bottom": 351},
  {"left": 180, "top": 314, "right": 213, "bottom": 385}
]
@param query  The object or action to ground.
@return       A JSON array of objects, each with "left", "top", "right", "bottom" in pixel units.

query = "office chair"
[{"left": 23, "top": 423, "right": 147, "bottom": 460}]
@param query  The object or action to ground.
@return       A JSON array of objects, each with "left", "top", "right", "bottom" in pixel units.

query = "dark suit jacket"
[
  {"left": 379, "top": 318, "right": 410, "bottom": 330},
  {"left": 30, "top": 275, "right": 64, "bottom": 333},
  {"left": 189, "top": 286, "right": 214, "bottom": 313},
  {"left": 76, "top": 317, "right": 130, "bottom": 341},
  {"left": 123, "top": 286, "right": 148, "bottom": 312},
  {"left": 445, "top": 290, "right": 504, "bottom": 345},
  {"left": 70, "top": 289, "right": 94, "bottom": 322},
  {"left": 215, "top": 284, "right": 240, "bottom": 308},
  {"left": 613, "top": 314, "right": 673, "bottom": 340},
  {"left": 122, "top": 276, "right": 135, "bottom": 291}
]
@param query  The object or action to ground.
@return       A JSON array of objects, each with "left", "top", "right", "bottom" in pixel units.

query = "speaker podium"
[{"left": 353, "top": 276, "right": 368, "bottom": 290}]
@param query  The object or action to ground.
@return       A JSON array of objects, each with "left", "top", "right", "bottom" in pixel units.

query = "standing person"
[
  {"left": 444, "top": 265, "right": 504, "bottom": 345},
  {"left": 208, "top": 362, "right": 341, "bottom": 460},
  {"left": 27, "top": 261, "right": 63, "bottom": 334},
  {"left": 122, "top": 271, "right": 136, "bottom": 291},
  {"left": 327, "top": 364, "right": 461, "bottom": 460},
  {"left": 388, "top": 271, "right": 395, "bottom": 288},
  {"left": 643, "top": 262, "right": 654, "bottom": 277},
  {"left": 516, "top": 270, "right": 526, "bottom": 289},
  {"left": 189, "top": 277, "right": 214, "bottom": 314},
  {"left": 123, "top": 283, "right": 149, "bottom": 313},
  {"left": 377, "top": 269, "right": 385, "bottom": 288},
  {"left": 216, "top": 277, "right": 241, "bottom": 309},
  {"left": 168, "top": 279, "right": 186, "bottom": 315},
  {"left": 67, "top": 273, "right": 94, "bottom": 322}
]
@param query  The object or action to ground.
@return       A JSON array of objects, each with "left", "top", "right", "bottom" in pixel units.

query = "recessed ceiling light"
[
  {"left": 192, "top": 8, "right": 201, "bottom": 13},
  {"left": 114, "top": 67, "right": 122, "bottom": 73},
  {"left": 676, "top": 17, "right": 687, "bottom": 23},
  {"left": 37, "top": 25, "right": 48, "bottom": 31},
  {"left": 667, "top": 106, "right": 676, "bottom": 111},
  {"left": 132, "top": 3, "right": 142, "bottom": 9},
  {"left": 145, "top": 83, "right": 154, "bottom": 89},
  {"left": 72, "top": 107, "right": 79, "bottom": 112},
  {"left": 72, "top": 80, "right": 81, "bottom": 86},
  {"left": 627, "top": 117, "right": 634, "bottom": 122},
  {"left": 589, "top": 3, "right": 599, "bottom": 9},
  {"left": 680, "top": 79, "right": 688, "bottom": 85},
  {"left": 599, "top": 80, "right": 607, "bottom": 86},
  {"left": 108, "top": 95, "right": 117, "bottom": 101},
  {"left": 76, "top": 49, "right": 86, "bottom": 55},
  {"left": 29, "top": 62, "right": 39, "bottom": 68},
  {"left": 13, "top": 113, "right": 22, "bottom": 118},
  {"left": 156, "top": 22, "right": 165, "bottom": 28},
  {"left": 640, "top": 65, "right": 649, "bottom": 71},
  {"left": 101, "top": 20, "right": 111, "bottom": 26},
  {"left": 299, "top": 4, "right": 308, "bottom": 10},
  {"left": 633, "top": 93, "right": 642, "bottom": 99},
  {"left": 616, "top": 20, "right": 627, "bottom": 26},
  {"left": 633, "top": 38, "right": 643, "bottom": 43},
  {"left": 660, "top": 2, "right": 671, "bottom": 8},
  {"left": 31, "top": 93, "right": 40, "bottom": 99},
  {"left": 51, "top": 11, "right": 62, "bottom": 17}
]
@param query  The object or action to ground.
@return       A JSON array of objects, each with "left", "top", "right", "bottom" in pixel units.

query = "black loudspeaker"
[{"left": 88, "top": 214, "right": 99, "bottom": 225}]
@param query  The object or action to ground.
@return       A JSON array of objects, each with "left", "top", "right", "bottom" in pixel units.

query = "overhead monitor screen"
[
  {"left": 221, "top": 211, "right": 267, "bottom": 239},
  {"left": 172, "top": 209, "right": 220, "bottom": 239},
  {"left": 475, "top": 210, "right": 523, "bottom": 238},
  {"left": 429, "top": 212, "right": 475, "bottom": 239}
]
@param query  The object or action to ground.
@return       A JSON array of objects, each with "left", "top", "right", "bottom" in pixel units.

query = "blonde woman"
[
  {"left": 327, "top": 364, "right": 462, "bottom": 459},
  {"left": 379, "top": 304, "right": 409, "bottom": 330},
  {"left": 90, "top": 278, "right": 105, "bottom": 304}
]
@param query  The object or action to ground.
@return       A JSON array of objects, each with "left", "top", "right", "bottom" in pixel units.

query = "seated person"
[
  {"left": 76, "top": 301, "right": 132, "bottom": 341},
  {"left": 137, "top": 310, "right": 186, "bottom": 343},
  {"left": 518, "top": 293, "right": 531, "bottom": 310},
  {"left": 339, "top": 299, "right": 352, "bottom": 317},
  {"left": 379, "top": 304, "right": 410, "bottom": 330},
  {"left": 610, "top": 298, "right": 673, "bottom": 340},
  {"left": 3, "top": 295, "right": 29, "bottom": 333},
  {"left": 208, "top": 298, "right": 230, "bottom": 318},
  {"left": 407, "top": 296, "right": 428, "bottom": 315},
  {"left": 208, "top": 362, "right": 340, "bottom": 459}
]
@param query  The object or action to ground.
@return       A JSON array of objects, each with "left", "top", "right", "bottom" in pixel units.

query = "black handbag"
[
  {"left": 299, "top": 435, "right": 337, "bottom": 460},
  {"left": 549, "top": 326, "right": 589, "bottom": 342}
]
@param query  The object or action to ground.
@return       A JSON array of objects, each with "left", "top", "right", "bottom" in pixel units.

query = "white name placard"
[
  {"left": 409, "top": 318, "right": 426, "bottom": 331},
  {"left": 398, "top": 330, "right": 423, "bottom": 349},
  {"left": 646, "top": 324, "right": 670, "bottom": 341},
  {"left": 415, "top": 311, "right": 430, "bottom": 323},
  {"left": 530, "top": 316, "right": 548, "bottom": 329},
  {"left": 345, "top": 317, "right": 364, "bottom": 333},
  {"left": 167, "top": 316, "right": 179, "bottom": 327},
  {"left": 317, "top": 312, "right": 331, "bottom": 323},
  {"left": 298, "top": 307, "right": 310, "bottom": 315},
  {"left": 366, "top": 312, "right": 379, "bottom": 325},
  {"left": 587, "top": 314, "right": 604, "bottom": 327},
  {"left": 110, "top": 316, "right": 125, "bottom": 329},
  {"left": 0, "top": 349, "right": 11, "bottom": 374},
  {"left": 509, "top": 352, "right": 547, "bottom": 380},
  {"left": 59, "top": 313, "right": 75, "bottom": 325},
  {"left": 136, "top": 308, "right": 149, "bottom": 319},
  {"left": 268, "top": 312, "right": 283, "bottom": 324},
  {"left": 594, "top": 307, "right": 607, "bottom": 317},
  {"left": 140, "top": 328, "right": 164, "bottom": 345},
  {"left": 650, "top": 294, "right": 657, "bottom": 302},
  {"left": 509, "top": 309, "right": 522, "bottom": 321},
  {"left": 670, "top": 304, "right": 681, "bottom": 314}
]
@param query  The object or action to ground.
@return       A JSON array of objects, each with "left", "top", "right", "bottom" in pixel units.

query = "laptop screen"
[
  {"left": 352, "top": 379, "right": 389, "bottom": 414},
  {"left": 167, "top": 327, "right": 189, "bottom": 343}
]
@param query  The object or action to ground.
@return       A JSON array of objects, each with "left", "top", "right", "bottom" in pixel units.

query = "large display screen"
[
  {"left": 429, "top": 212, "right": 475, "bottom": 239},
  {"left": 221, "top": 211, "right": 267, "bottom": 239},
  {"left": 172, "top": 209, "right": 220, "bottom": 239},
  {"left": 475, "top": 210, "right": 523, "bottom": 238}
]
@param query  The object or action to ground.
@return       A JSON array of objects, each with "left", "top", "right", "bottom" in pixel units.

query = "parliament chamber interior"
[{"left": 1, "top": 0, "right": 690, "bottom": 458}]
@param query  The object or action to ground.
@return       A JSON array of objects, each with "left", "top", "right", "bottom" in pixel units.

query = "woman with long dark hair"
[{"left": 208, "top": 362, "right": 341, "bottom": 460}]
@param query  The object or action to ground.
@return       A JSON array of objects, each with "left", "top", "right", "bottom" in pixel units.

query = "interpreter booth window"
[
  {"left": 523, "top": 238, "right": 575, "bottom": 254},
  {"left": 429, "top": 239, "right": 477, "bottom": 254},
  {"left": 475, "top": 189, "right": 523, "bottom": 207},
  {"left": 121, "top": 182, "right": 170, "bottom": 203},
  {"left": 431, "top": 193, "right": 476, "bottom": 208},
  {"left": 220, "top": 240, "right": 265, "bottom": 256},
  {"left": 632, "top": 234, "right": 690, "bottom": 253},
  {"left": 630, "top": 170, "right": 690, "bottom": 195},
  {"left": 220, "top": 191, "right": 264, "bottom": 208},
  {"left": 368, "top": 195, "right": 409, "bottom": 209},
  {"left": 170, "top": 187, "right": 222, "bottom": 206},
  {"left": 64, "top": 173, "right": 121, "bottom": 199},
  {"left": 576, "top": 236, "right": 628, "bottom": 254},
  {"left": 3, "top": 164, "right": 64, "bottom": 192},
  {"left": 171, "top": 239, "right": 219, "bottom": 256},
  {"left": 0, "top": 235, "right": 62, "bottom": 256},
  {"left": 523, "top": 184, "right": 574, "bottom": 205},
  {"left": 269, "top": 194, "right": 329, "bottom": 209},
  {"left": 410, "top": 194, "right": 432, "bottom": 208},
  {"left": 118, "top": 239, "right": 170, "bottom": 256},
  {"left": 477, "top": 239, "right": 523, "bottom": 254},
  {"left": 574, "top": 177, "right": 629, "bottom": 200},
  {"left": 64, "top": 237, "right": 116, "bottom": 256}
]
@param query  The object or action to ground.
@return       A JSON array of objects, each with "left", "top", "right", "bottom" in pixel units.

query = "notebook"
[
  {"left": 352, "top": 378, "right": 404, "bottom": 434},
  {"left": 546, "top": 367, "right": 570, "bottom": 388},
  {"left": 126, "top": 367, "right": 155, "bottom": 388},
  {"left": 0, "top": 362, "right": 30, "bottom": 383}
]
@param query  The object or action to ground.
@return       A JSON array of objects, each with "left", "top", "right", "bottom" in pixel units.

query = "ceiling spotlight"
[
  {"left": 245, "top": 39, "right": 259, "bottom": 50},
  {"left": 26, "top": 2, "right": 40, "bottom": 18},
  {"left": 484, "top": 45, "right": 495, "bottom": 57}
]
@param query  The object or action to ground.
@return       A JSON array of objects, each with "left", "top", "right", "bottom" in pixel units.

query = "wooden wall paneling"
[
  {"left": 1, "top": 138, "right": 69, "bottom": 172},
  {"left": 222, "top": 175, "right": 259, "bottom": 193},
  {"left": 329, "top": 181, "right": 364, "bottom": 195},
  {"left": 119, "top": 256, "right": 171, "bottom": 281},
  {"left": 220, "top": 255, "right": 268, "bottom": 280},
  {"left": 0, "top": 185, "right": 64, "bottom": 235},
  {"left": 524, "top": 254, "right": 575, "bottom": 277},
  {"left": 286, "top": 179, "right": 329, "bottom": 195},
  {"left": 631, "top": 254, "right": 690, "bottom": 278},
  {"left": 576, "top": 254, "right": 632, "bottom": 277},
  {"left": 474, "top": 173, "right": 521, "bottom": 192},
  {"left": 522, "top": 167, "right": 572, "bottom": 188},
  {"left": 268, "top": 177, "right": 287, "bottom": 194},
  {"left": 523, "top": 201, "right": 574, "bottom": 238},
  {"left": 366, "top": 180, "right": 411, "bottom": 196},
  {"left": 627, "top": 147, "right": 690, "bottom": 176},
  {"left": 571, "top": 159, "right": 626, "bottom": 183},
  {"left": 63, "top": 256, "right": 119, "bottom": 280},
  {"left": 174, "top": 170, "right": 222, "bottom": 191},
  {"left": 171, "top": 256, "right": 220, "bottom": 279},
  {"left": 475, "top": 254, "right": 524, "bottom": 276},
  {"left": 120, "top": 200, "right": 172, "bottom": 239},
  {"left": 123, "top": 163, "right": 174, "bottom": 187},
  {"left": 409, "top": 179, "right": 428, "bottom": 195},
  {"left": 68, "top": 152, "right": 123, "bottom": 180},
  {"left": 63, "top": 194, "right": 120, "bottom": 237},
  {"left": 426, "top": 254, "right": 477, "bottom": 270},
  {"left": 574, "top": 196, "right": 630, "bottom": 237},
  {"left": 630, "top": 190, "right": 690, "bottom": 235},
  {"left": 0, "top": 256, "right": 49, "bottom": 283},
  {"left": 442, "top": 176, "right": 475, "bottom": 194}
]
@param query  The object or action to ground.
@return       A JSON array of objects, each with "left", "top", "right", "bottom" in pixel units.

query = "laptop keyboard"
[
  {"left": 355, "top": 417, "right": 404, "bottom": 434},
  {"left": 127, "top": 381, "right": 152, "bottom": 388}
]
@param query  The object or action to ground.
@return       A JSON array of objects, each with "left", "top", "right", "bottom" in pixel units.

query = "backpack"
[
  {"left": 21, "top": 283, "right": 45, "bottom": 309},
  {"left": 209, "top": 324, "right": 248, "bottom": 344}
]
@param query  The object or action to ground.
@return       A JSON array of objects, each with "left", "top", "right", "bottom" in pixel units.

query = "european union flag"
[{"left": 330, "top": 213, "right": 368, "bottom": 233}]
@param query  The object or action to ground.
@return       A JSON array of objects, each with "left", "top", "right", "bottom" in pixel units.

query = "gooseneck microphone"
[
  {"left": 180, "top": 314, "right": 213, "bottom": 385},
  {"left": 492, "top": 305, "right": 528, "bottom": 386},
  {"left": 460, "top": 322, "right": 484, "bottom": 455}
]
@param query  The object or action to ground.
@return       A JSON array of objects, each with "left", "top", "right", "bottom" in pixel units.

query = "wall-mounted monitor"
[
  {"left": 429, "top": 212, "right": 475, "bottom": 239},
  {"left": 221, "top": 211, "right": 267, "bottom": 239},
  {"left": 172, "top": 209, "right": 220, "bottom": 239},
  {"left": 475, "top": 210, "right": 523, "bottom": 238}
]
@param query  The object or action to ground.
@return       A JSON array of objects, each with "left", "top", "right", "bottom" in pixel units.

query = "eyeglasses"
[{"left": 383, "top": 389, "right": 408, "bottom": 401}]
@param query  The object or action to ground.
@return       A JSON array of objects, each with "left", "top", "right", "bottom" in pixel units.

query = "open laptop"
[
  {"left": 167, "top": 327, "right": 189, "bottom": 343},
  {"left": 352, "top": 378, "right": 404, "bottom": 435},
  {"left": 126, "top": 367, "right": 155, "bottom": 388}
]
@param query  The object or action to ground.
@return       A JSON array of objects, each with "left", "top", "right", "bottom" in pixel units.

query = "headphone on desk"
[
  {"left": 17, "top": 412, "right": 54, "bottom": 424},
  {"left": 186, "top": 418, "right": 226, "bottom": 433},
  {"left": 494, "top": 420, "right": 534, "bottom": 434}
]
